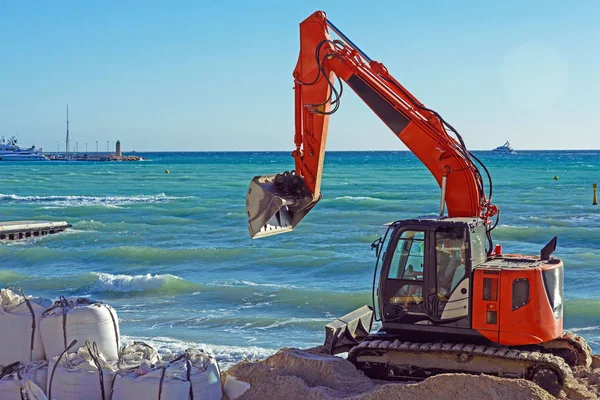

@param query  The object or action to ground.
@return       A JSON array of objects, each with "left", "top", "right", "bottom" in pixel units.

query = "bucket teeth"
[
  {"left": 321, "top": 305, "right": 374, "bottom": 355},
  {"left": 246, "top": 172, "right": 318, "bottom": 239}
]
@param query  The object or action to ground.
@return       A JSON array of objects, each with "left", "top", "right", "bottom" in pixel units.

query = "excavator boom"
[{"left": 246, "top": 11, "right": 495, "bottom": 239}]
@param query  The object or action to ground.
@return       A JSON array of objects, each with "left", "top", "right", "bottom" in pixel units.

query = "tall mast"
[{"left": 65, "top": 104, "right": 70, "bottom": 157}]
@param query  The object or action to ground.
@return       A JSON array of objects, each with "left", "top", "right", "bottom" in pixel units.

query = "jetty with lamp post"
[{"left": 46, "top": 105, "right": 146, "bottom": 162}]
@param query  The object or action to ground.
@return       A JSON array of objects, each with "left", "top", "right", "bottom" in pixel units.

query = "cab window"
[
  {"left": 435, "top": 227, "right": 468, "bottom": 299},
  {"left": 387, "top": 230, "right": 424, "bottom": 280},
  {"left": 470, "top": 224, "right": 487, "bottom": 267}
]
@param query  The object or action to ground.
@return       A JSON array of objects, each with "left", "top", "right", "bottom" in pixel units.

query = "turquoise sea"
[{"left": 1, "top": 151, "right": 599, "bottom": 367}]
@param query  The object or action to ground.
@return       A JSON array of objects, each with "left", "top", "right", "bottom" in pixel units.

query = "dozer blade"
[
  {"left": 246, "top": 171, "right": 320, "bottom": 239},
  {"left": 322, "top": 305, "right": 373, "bottom": 355}
]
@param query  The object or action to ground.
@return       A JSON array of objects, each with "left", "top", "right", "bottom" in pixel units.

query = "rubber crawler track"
[
  {"left": 541, "top": 332, "right": 594, "bottom": 367},
  {"left": 349, "top": 339, "right": 572, "bottom": 395}
]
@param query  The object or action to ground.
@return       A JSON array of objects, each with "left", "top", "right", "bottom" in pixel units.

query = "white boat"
[
  {"left": 492, "top": 141, "right": 517, "bottom": 154},
  {"left": 0, "top": 136, "right": 49, "bottom": 161}
]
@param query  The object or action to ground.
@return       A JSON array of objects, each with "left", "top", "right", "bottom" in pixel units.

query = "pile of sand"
[{"left": 221, "top": 347, "right": 600, "bottom": 400}]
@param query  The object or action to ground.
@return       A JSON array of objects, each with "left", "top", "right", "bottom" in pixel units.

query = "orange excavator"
[{"left": 245, "top": 11, "right": 591, "bottom": 395}]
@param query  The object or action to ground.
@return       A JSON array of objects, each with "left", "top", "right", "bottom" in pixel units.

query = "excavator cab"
[
  {"left": 377, "top": 217, "right": 487, "bottom": 339},
  {"left": 323, "top": 216, "right": 488, "bottom": 353}
]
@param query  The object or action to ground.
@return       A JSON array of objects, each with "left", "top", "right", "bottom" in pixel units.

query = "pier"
[
  {"left": 0, "top": 221, "right": 72, "bottom": 240},
  {"left": 46, "top": 108, "right": 146, "bottom": 162},
  {"left": 45, "top": 153, "right": 145, "bottom": 162}
]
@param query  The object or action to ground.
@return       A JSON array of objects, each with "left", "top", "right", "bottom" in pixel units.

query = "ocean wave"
[
  {"left": 96, "top": 246, "right": 249, "bottom": 263},
  {"left": 3, "top": 268, "right": 371, "bottom": 312},
  {"left": 0, "top": 193, "right": 185, "bottom": 207},
  {"left": 563, "top": 299, "right": 600, "bottom": 341},
  {"left": 333, "top": 196, "right": 383, "bottom": 201},
  {"left": 218, "top": 280, "right": 295, "bottom": 289},
  {"left": 270, "top": 287, "right": 371, "bottom": 311},
  {"left": 142, "top": 314, "right": 330, "bottom": 332},
  {"left": 568, "top": 252, "right": 600, "bottom": 262},
  {"left": 0, "top": 270, "right": 201, "bottom": 296},
  {"left": 255, "top": 317, "right": 330, "bottom": 330},
  {"left": 72, "top": 220, "right": 105, "bottom": 230},
  {"left": 565, "top": 298, "right": 600, "bottom": 318},
  {"left": 493, "top": 225, "right": 599, "bottom": 243},
  {"left": 0, "top": 270, "right": 25, "bottom": 283},
  {"left": 119, "top": 335, "right": 276, "bottom": 370},
  {"left": 567, "top": 214, "right": 600, "bottom": 223},
  {"left": 89, "top": 272, "right": 200, "bottom": 293},
  {"left": 568, "top": 325, "right": 600, "bottom": 333}
]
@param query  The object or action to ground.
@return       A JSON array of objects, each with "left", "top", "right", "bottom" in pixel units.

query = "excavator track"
[
  {"left": 537, "top": 332, "right": 593, "bottom": 368},
  {"left": 348, "top": 338, "right": 572, "bottom": 397}
]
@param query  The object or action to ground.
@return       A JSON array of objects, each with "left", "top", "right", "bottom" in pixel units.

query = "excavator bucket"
[
  {"left": 322, "top": 305, "right": 373, "bottom": 355},
  {"left": 246, "top": 172, "right": 319, "bottom": 239}
]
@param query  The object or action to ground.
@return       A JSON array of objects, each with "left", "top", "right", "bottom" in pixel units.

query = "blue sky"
[{"left": 1, "top": 1, "right": 598, "bottom": 151}]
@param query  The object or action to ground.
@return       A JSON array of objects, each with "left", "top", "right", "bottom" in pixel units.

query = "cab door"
[
  {"left": 379, "top": 226, "right": 431, "bottom": 324},
  {"left": 428, "top": 226, "right": 471, "bottom": 325}
]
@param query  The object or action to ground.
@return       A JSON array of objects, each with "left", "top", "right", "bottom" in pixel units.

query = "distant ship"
[
  {"left": 492, "top": 141, "right": 517, "bottom": 154},
  {"left": 0, "top": 136, "right": 49, "bottom": 161}
]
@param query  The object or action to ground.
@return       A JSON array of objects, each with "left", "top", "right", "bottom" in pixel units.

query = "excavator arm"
[{"left": 246, "top": 11, "right": 496, "bottom": 239}]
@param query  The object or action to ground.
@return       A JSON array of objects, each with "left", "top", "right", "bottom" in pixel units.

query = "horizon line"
[{"left": 104, "top": 148, "right": 600, "bottom": 152}]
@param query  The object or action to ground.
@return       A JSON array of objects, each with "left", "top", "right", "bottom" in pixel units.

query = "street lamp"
[
  {"left": 107, "top": 140, "right": 109, "bottom": 152},
  {"left": 96, "top": 141, "right": 98, "bottom": 154},
  {"left": 76, "top": 141, "right": 78, "bottom": 154},
  {"left": 56, "top": 141, "right": 59, "bottom": 154},
  {"left": 86, "top": 143, "right": 88, "bottom": 153}
]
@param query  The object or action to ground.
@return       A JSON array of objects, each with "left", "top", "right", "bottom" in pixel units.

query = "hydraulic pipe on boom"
[{"left": 246, "top": 11, "right": 497, "bottom": 239}]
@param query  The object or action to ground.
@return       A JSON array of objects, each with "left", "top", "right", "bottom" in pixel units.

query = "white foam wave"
[
  {"left": 89, "top": 272, "right": 182, "bottom": 292},
  {"left": 119, "top": 335, "right": 276, "bottom": 370},
  {"left": 568, "top": 325, "right": 600, "bottom": 333},
  {"left": 334, "top": 196, "right": 382, "bottom": 201},
  {"left": 0, "top": 193, "right": 185, "bottom": 207},
  {"left": 257, "top": 317, "right": 330, "bottom": 330},
  {"left": 218, "top": 280, "right": 295, "bottom": 289},
  {"left": 568, "top": 215, "right": 600, "bottom": 223}
]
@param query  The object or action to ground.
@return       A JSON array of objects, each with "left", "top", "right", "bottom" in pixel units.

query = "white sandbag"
[
  {"left": 0, "top": 361, "right": 48, "bottom": 400},
  {"left": 0, "top": 377, "right": 26, "bottom": 400},
  {"left": 47, "top": 341, "right": 116, "bottom": 400},
  {"left": 22, "top": 379, "right": 47, "bottom": 400},
  {"left": 117, "top": 341, "right": 161, "bottom": 370},
  {"left": 40, "top": 297, "right": 120, "bottom": 361},
  {"left": 112, "top": 342, "right": 180, "bottom": 400},
  {"left": 20, "top": 360, "right": 48, "bottom": 394},
  {"left": 0, "top": 288, "right": 52, "bottom": 365},
  {"left": 185, "top": 350, "right": 222, "bottom": 400},
  {"left": 112, "top": 365, "right": 191, "bottom": 400},
  {"left": 113, "top": 349, "right": 221, "bottom": 400},
  {"left": 0, "top": 363, "right": 27, "bottom": 400},
  {"left": 223, "top": 375, "right": 251, "bottom": 400}
]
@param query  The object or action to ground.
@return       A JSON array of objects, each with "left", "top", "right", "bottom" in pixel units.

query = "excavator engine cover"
[{"left": 246, "top": 171, "right": 320, "bottom": 239}]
